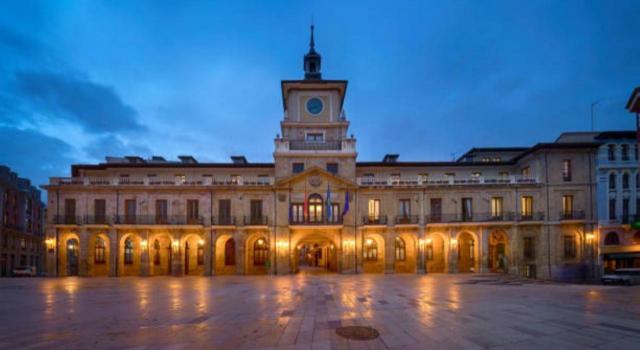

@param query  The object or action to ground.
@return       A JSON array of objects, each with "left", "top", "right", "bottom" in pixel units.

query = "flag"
[
  {"left": 303, "top": 184, "right": 308, "bottom": 221},
  {"left": 326, "top": 184, "right": 332, "bottom": 221},
  {"left": 342, "top": 191, "right": 350, "bottom": 217}
]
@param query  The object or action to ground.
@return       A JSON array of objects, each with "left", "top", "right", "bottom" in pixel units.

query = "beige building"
[{"left": 43, "top": 28, "right": 601, "bottom": 280}]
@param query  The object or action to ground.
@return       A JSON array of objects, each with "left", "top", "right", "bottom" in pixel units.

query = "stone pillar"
[
  {"left": 448, "top": 228, "right": 458, "bottom": 273},
  {"left": 343, "top": 227, "right": 357, "bottom": 274},
  {"left": 205, "top": 229, "right": 215, "bottom": 276},
  {"left": 385, "top": 228, "right": 396, "bottom": 274},
  {"left": 140, "top": 230, "right": 150, "bottom": 277},
  {"left": 171, "top": 231, "right": 183, "bottom": 276},
  {"left": 509, "top": 226, "right": 520, "bottom": 276},
  {"left": 417, "top": 227, "right": 426, "bottom": 274},
  {"left": 235, "top": 230, "right": 246, "bottom": 275},
  {"left": 108, "top": 229, "right": 118, "bottom": 277},
  {"left": 79, "top": 228, "right": 90, "bottom": 276},
  {"left": 480, "top": 228, "right": 489, "bottom": 273},
  {"left": 45, "top": 227, "right": 57, "bottom": 277}
]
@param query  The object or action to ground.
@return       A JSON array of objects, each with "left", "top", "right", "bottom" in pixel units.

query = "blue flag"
[
  {"left": 326, "top": 185, "right": 332, "bottom": 221},
  {"left": 342, "top": 191, "right": 350, "bottom": 217}
]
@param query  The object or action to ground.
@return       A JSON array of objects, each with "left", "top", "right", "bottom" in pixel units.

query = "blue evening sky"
[{"left": 1, "top": 1, "right": 639, "bottom": 188}]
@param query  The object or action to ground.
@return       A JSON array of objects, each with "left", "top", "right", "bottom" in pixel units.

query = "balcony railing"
[
  {"left": 516, "top": 212, "right": 545, "bottom": 221},
  {"left": 49, "top": 176, "right": 274, "bottom": 187},
  {"left": 113, "top": 215, "right": 204, "bottom": 225},
  {"left": 53, "top": 215, "right": 82, "bottom": 225},
  {"left": 394, "top": 215, "right": 420, "bottom": 225},
  {"left": 212, "top": 216, "right": 236, "bottom": 226},
  {"left": 357, "top": 175, "right": 540, "bottom": 187},
  {"left": 559, "top": 211, "right": 585, "bottom": 221},
  {"left": 289, "top": 140, "right": 342, "bottom": 151},
  {"left": 84, "top": 215, "right": 110, "bottom": 225},
  {"left": 290, "top": 215, "right": 343, "bottom": 225},
  {"left": 362, "top": 215, "right": 388, "bottom": 225},
  {"left": 244, "top": 216, "right": 269, "bottom": 226},
  {"left": 425, "top": 212, "right": 518, "bottom": 223}
]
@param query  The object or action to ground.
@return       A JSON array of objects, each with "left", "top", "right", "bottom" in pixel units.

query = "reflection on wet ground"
[{"left": 0, "top": 274, "right": 639, "bottom": 349}]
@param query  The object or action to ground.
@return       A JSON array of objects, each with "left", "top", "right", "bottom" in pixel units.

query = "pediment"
[{"left": 275, "top": 166, "right": 357, "bottom": 189}]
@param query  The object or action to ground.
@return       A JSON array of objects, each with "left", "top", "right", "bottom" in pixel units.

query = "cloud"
[
  {"left": 83, "top": 134, "right": 151, "bottom": 160},
  {"left": 13, "top": 70, "right": 145, "bottom": 133}
]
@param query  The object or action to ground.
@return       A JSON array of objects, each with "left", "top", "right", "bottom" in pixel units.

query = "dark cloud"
[
  {"left": 13, "top": 70, "right": 144, "bottom": 133},
  {"left": 0, "top": 126, "right": 74, "bottom": 187},
  {"left": 0, "top": 25, "right": 41, "bottom": 57},
  {"left": 84, "top": 134, "right": 151, "bottom": 160}
]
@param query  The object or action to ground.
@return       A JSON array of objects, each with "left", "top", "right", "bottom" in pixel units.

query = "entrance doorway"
[
  {"left": 67, "top": 238, "right": 79, "bottom": 276},
  {"left": 295, "top": 239, "right": 337, "bottom": 274},
  {"left": 488, "top": 231, "right": 508, "bottom": 273}
]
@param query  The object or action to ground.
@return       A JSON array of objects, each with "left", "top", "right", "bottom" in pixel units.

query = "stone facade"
[
  {"left": 43, "top": 31, "right": 602, "bottom": 281},
  {"left": 0, "top": 165, "right": 45, "bottom": 276}
]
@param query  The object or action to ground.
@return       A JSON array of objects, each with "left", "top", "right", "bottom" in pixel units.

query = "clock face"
[{"left": 306, "top": 97, "right": 324, "bottom": 115}]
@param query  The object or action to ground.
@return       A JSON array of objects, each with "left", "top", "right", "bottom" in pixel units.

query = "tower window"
[
  {"left": 306, "top": 133, "right": 324, "bottom": 142},
  {"left": 292, "top": 163, "right": 304, "bottom": 174},
  {"left": 326, "top": 163, "right": 338, "bottom": 175}
]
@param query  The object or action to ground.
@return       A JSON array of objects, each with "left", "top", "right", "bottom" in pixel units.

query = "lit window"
[
  {"left": 364, "top": 238, "right": 378, "bottom": 261},
  {"left": 395, "top": 237, "right": 406, "bottom": 261},
  {"left": 95, "top": 237, "right": 106, "bottom": 264},
  {"left": 562, "top": 160, "right": 571, "bottom": 181},
  {"left": 124, "top": 239, "right": 134, "bottom": 265},
  {"left": 253, "top": 238, "right": 268, "bottom": 266}
]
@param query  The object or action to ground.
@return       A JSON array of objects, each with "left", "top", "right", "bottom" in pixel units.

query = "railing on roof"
[
  {"left": 357, "top": 175, "right": 539, "bottom": 186},
  {"left": 49, "top": 176, "right": 274, "bottom": 187}
]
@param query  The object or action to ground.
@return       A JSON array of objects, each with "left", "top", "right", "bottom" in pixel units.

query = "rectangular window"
[
  {"left": 94, "top": 199, "right": 106, "bottom": 224},
  {"left": 521, "top": 196, "right": 533, "bottom": 218},
  {"left": 250, "top": 200, "right": 263, "bottom": 224},
  {"left": 187, "top": 199, "right": 199, "bottom": 224},
  {"left": 124, "top": 199, "right": 136, "bottom": 224},
  {"left": 461, "top": 198, "right": 473, "bottom": 221},
  {"left": 521, "top": 167, "right": 531, "bottom": 176},
  {"left": 562, "top": 160, "right": 572, "bottom": 181},
  {"left": 621, "top": 144, "right": 629, "bottom": 160},
  {"left": 292, "top": 163, "right": 304, "bottom": 174},
  {"left": 391, "top": 173, "right": 401, "bottom": 184},
  {"left": 64, "top": 198, "right": 76, "bottom": 224},
  {"left": 218, "top": 199, "right": 232, "bottom": 225},
  {"left": 608, "top": 144, "right": 616, "bottom": 161},
  {"left": 609, "top": 198, "right": 616, "bottom": 221},
  {"left": 623, "top": 198, "right": 629, "bottom": 223},
  {"left": 491, "top": 197, "right": 503, "bottom": 218},
  {"left": 399, "top": 199, "right": 411, "bottom": 217},
  {"left": 326, "top": 163, "right": 338, "bottom": 175},
  {"left": 471, "top": 172, "right": 481, "bottom": 178},
  {"left": 306, "top": 133, "right": 324, "bottom": 142},
  {"left": 563, "top": 235, "right": 576, "bottom": 259},
  {"left": 562, "top": 195, "right": 573, "bottom": 217},
  {"left": 230, "top": 175, "right": 240, "bottom": 185},
  {"left": 291, "top": 204, "right": 304, "bottom": 223},
  {"left": 330, "top": 203, "right": 340, "bottom": 223},
  {"left": 430, "top": 198, "right": 442, "bottom": 222},
  {"left": 635, "top": 145, "right": 638, "bottom": 161},
  {"left": 368, "top": 199, "right": 380, "bottom": 221},
  {"left": 257, "top": 174, "right": 270, "bottom": 184},
  {"left": 523, "top": 237, "right": 535, "bottom": 259},
  {"left": 155, "top": 200, "right": 168, "bottom": 224}
]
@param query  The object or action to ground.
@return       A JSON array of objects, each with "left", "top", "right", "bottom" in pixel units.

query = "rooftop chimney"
[
  {"left": 231, "top": 155, "right": 248, "bottom": 164},
  {"left": 382, "top": 154, "right": 399, "bottom": 163},
  {"left": 178, "top": 155, "right": 198, "bottom": 164}
]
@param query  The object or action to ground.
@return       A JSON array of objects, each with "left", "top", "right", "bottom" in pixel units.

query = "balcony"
[
  {"left": 289, "top": 140, "right": 342, "bottom": 151},
  {"left": 424, "top": 212, "right": 517, "bottom": 224},
  {"left": 212, "top": 216, "right": 236, "bottom": 226},
  {"left": 113, "top": 215, "right": 205, "bottom": 225},
  {"left": 517, "top": 212, "right": 545, "bottom": 221},
  {"left": 290, "top": 215, "right": 343, "bottom": 225},
  {"left": 357, "top": 175, "right": 540, "bottom": 187},
  {"left": 559, "top": 211, "right": 585, "bottom": 221},
  {"left": 53, "top": 216, "right": 82, "bottom": 225},
  {"left": 48, "top": 175, "right": 274, "bottom": 187},
  {"left": 394, "top": 215, "right": 420, "bottom": 225},
  {"left": 84, "top": 215, "right": 110, "bottom": 225},
  {"left": 362, "top": 216, "right": 388, "bottom": 225},
  {"left": 244, "top": 216, "right": 269, "bottom": 226}
]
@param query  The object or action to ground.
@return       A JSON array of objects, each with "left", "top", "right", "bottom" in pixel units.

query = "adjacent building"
[
  {"left": 43, "top": 28, "right": 602, "bottom": 280},
  {"left": 0, "top": 165, "right": 45, "bottom": 276}
]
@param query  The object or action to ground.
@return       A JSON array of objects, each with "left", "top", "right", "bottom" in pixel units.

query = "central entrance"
[{"left": 293, "top": 234, "right": 338, "bottom": 274}]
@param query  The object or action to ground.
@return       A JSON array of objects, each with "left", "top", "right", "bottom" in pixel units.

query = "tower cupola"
[{"left": 303, "top": 25, "right": 322, "bottom": 80}]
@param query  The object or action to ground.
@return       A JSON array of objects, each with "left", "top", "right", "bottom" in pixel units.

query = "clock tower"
[{"left": 274, "top": 26, "right": 357, "bottom": 180}]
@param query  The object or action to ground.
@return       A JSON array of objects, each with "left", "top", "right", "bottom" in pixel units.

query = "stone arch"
[
  {"left": 456, "top": 231, "right": 478, "bottom": 273},
  {"left": 488, "top": 229, "right": 509, "bottom": 273},
  {"left": 58, "top": 232, "right": 80, "bottom": 277},
  {"left": 245, "top": 232, "right": 270, "bottom": 275},
  {"left": 119, "top": 232, "right": 142, "bottom": 276},
  {"left": 425, "top": 231, "right": 447, "bottom": 273},
  {"left": 215, "top": 233, "right": 237, "bottom": 275},
  {"left": 394, "top": 232, "right": 417, "bottom": 273},
  {"left": 604, "top": 231, "right": 620, "bottom": 246},
  {"left": 291, "top": 230, "right": 340, "bottom": 273},
  {"left": 633, "top": 231, "right": 640, "bottom": 245},
  {"left": 560, "top": 229, "right": 582, "bottom": 261},
  {"left": 363, "top": 233, "right": 385, "bottom": 273},
  {"left": 149, "top": 232, "right": 173, "bottom": 276},
  {"left": 88, "top": 232, "right": 110, "bottom": 276},
  {"left": 182, "top": 232, "right": 205, "bottom": 276}
]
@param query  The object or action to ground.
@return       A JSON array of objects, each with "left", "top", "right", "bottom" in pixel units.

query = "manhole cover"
[{"left": 335, "top": 326, "right": 380, "bottom": 340}]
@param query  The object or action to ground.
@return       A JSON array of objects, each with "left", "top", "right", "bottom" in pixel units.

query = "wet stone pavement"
[{"left": 0, "top": 274, "right": 639, "bottom": 349}]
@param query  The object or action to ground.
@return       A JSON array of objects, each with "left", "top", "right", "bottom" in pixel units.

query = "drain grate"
[{"left": 335, "top": 326, "right": 380, "bottom": 340}]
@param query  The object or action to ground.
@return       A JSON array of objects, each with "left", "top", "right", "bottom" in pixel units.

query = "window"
[
  {"left": 368, "top": 199, "right": 380, "bottom": 221},
  {"left": 609, "top": 172, "right": 617, "bottom": 190},
  {"left": 426, "top": 240, "right": 434, "bottom": 260},
  {"left": 472, "top": 172, "right": 481, "bottom": 178},
  {"left": 153, "top": 240, "right": 160, "bottom": 265},
  {"left": 623, "top": 173, "right": 630, "bottom": 190},
  {"left": 444, "top": 172, "right": 455, "bottom": 180},
  {"left": 362, "top": 173, "right": 375, "bottom": 184},
  {"left": 364, "top": 238, "right": 378, "bottom": 260},
  {"left": 291, "top": 203, "right": 304, "bottom": 223},
  {"left": 292, "top": 163, "right": 304, "bottom": 174},
  {"left": 329, "top": 203, "right": 340, "bottom": 223},
  {"left": 225, "top": 239, "right": 236, "bottom": 265},
  {"left": 64, "top": 198, "right": 76, "bottom": 224},
  {"left": 521, "top": 196, "right": 533, "bottom": 218},
  {"left": 124, "top": 199, "right": 136, "bottom": 224},
  {"left": 155, "top": 200, "right": 168, "bottom": 224},
  {"left": 523, "top": 237, "right": 535, "bottom": 259},
  {"left": 491, "top": 197, "right": 503, "bottom": 218},
  {"left": 609, "top": 198, "right": 616, "bottom": 221},
  {"left": 395, "top": 237, "right": 406, "bottom": 261},
  {"left": 176, "top": 174, "right": 186, "bottom": 184},
  {"left": 253, "top": 238, "right": 268, "bottom": 266},
  {"left": 418, "top": 173, "right": 429, "bottom": 183},
  {"left": 95, "top": 237, "right": 106, "bottom": 264},
  {"left": 499, "top": 171, "right": 509, "bottom": 179},
  {"left": 230, "top": 175, "right": 240, "bottom": 185},
  {"left": 469, "top": 239, "right": 475, "bottom": 260},
  {"left": 258, "top": 174, "right": 270, "bottom": 185},
  {"left": 250, "top": 200, "right": 263, "bottom": 224},
  {"left": 218, "top": 199, "right": 231, "bottom": 225},
  {"left": 94, "top": 199, "right": 106, "bottom": 224},
  {"left": 461, "top": 198, "right": 473, "bottom": 221},
  {"left": 562, "top": 160, "right": 572, "bottom": 181},
  {"left": 521, "top": 167, "right": 531, "bottom": 177},
  {"left": 187, "top": 199, "right": 199, "bottom": 224},
  {"left": 197, "top": 241, "right": 204, "bottom": 265},
  {"left": 124, "top": 239, "right": 134, "bottom": 264},
  {"left": 306, "top": 133, "right": 324, "bottom": 142},
  {"left": 326, "top": 163, "right": 338, "bottom": 175},
  {"left": 562, "top": 195, "right": 573, "bottom": 217},
  {"left": 623, "top": 198, "right": 629, "bottom": 223},
  {"left": 633, "top": 232, "right": 640, "bottom": 245},
  {"left": 621, "top": 144, "right": 629, "bottom": 160},
  {"left": 635, "top": 145, "right": 639, "bottom": 160},
  {"left": 430, "top": 198, "right": 442, "bottom": 222},
  {"left": 308, "top": 194, "right": 323, "bottom": 223},
  {"left": 399, "top": 199, "right": 411, "bottom": 218},
  {"left": 563, "top": 235, "right": 576, "bottom": 259},
  {"left": 608, "top": 144, "right": 616, "bottom": 160},
  {"left": 391, "top": 173, "right": 401, "bottom": 184},
  {"left": 604, "top": 232, "right": 620, "bottom": 245}
]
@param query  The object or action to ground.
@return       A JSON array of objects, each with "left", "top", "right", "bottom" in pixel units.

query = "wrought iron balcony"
[
  {"left": 289, "top": 140, "right": 342, "bottom": 151},
  {"left": 84, "top": 215, "right": 110, "bottom": 225},
  {"left": 290, "top": 215, "right": 343, "bottom": 225},
  {"left": 559, "top": 211, "right": 585, "bottom": 221},
  {"left": 113, "top": 215, "right": 204, "bottom": 225},
  {"left": 362, "top": 215, "right": 388, "bottom": 225},
  {"left": 53, "top": 215, "right": 82, "bottom": 225},
  {"left": 517, "top": 212, "right": 545, "bottom": 221},
  {"left": 212, "top": 216, "right": 236, "bottom": 226},
  {"left": 244, "top": 216, "right": 269, "bottom": 226},
  {"left": 394, "top": 215, "right": 420, "bottom": 225},
  {"left": 424, "top": 212, "right": 517, "bottom": 223}
]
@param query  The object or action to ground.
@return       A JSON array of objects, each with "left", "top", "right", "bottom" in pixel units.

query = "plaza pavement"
[{"left": 0, "top": 274, "right": 639, "bottom": 349}]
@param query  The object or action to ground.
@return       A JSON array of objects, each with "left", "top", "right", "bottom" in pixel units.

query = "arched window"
[
  {"left": 94, "top": 237, "right": 106, "bottom": 264},
  {"left": 604, "top": 232, "right": 620, "bottom": 245},
  {"left": 469, "top": 239, "right": 475, "bottom": 260},
  {"left": 124, "top": 239, "right": 134, "bottom": 264},
  {"left": 633, "top": 232, "right": 640, "bottom": 245},
  {"left": 395, "top": 237, "right": 406, "bottom": 261},
  {"left": 225, "top": 239, "right": 236, "bottom": 266},
  {"left": 622, "top": 173, "right": 630, "bottom": 189},
  {"left": 609, "top": 173, "right": 617, "bottom": 190},
  {"left": 153, "top": 240, "right": 160, "bottom": 265},
  {"left": 197, "top": 241, "right": 204, "bottom": 265},
  {"left": 308, "top": 194, "right": 323, "bottom": 223},
  {"left": 253, "top": 238, "right": 268, "bottom": 266},
  {"left": 636, "top": 173, "right": 639, "bottom": 189},
  {"left": 364, "top": 238, "right": 378, "bottom": 261}
]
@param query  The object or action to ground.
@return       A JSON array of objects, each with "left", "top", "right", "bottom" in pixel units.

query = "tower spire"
[
  {"left": 309, "top": 23, "right": 315, "bottom": 53},
  {"left": 303, "top": 23, "right": 321, "bottom": 80}
]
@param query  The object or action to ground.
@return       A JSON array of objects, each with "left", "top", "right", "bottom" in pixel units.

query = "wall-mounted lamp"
[
  {"left": 172, "top": 240, "right": 179, "bottom": 253},
  {"left": 425, "top": 238, "right": 433, "bottom": 245},
  {"left": 585, "top": 233, "right": 595, "bottom": 243},
  {"left": 198, "top": 239, "right": 204, "bottom": 246},
  {"left": 45, "top": 238, "right": 55, "bottom": 252},
  {"left": 276, "top": 241, "right": 289, "bottom": 248},
  {"left": 141, "top": 240, "right": 148, "bottom": 250},
  {"left": 365, "top": 238, "right": 374, "bottom": 246},
  {"left": 450, "top": 238, "right": 458, "bottom": 246},
  {"left": 343, "top": 240, "right": 355, "bottom": 247}
]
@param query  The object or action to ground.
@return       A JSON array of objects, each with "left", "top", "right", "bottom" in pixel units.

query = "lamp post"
[{"left": 585, "top": 233, "right": 595, "bottom": 281}]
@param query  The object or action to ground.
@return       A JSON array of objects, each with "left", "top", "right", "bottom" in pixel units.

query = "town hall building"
[{"left": 44, "top": 27, "right": 602, "bottom": 280}]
